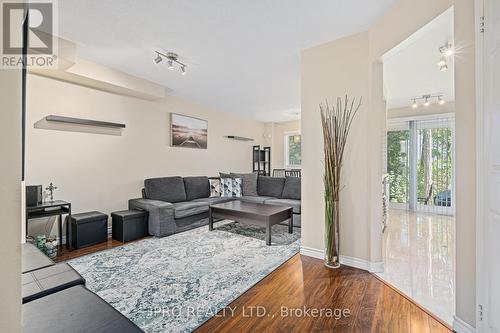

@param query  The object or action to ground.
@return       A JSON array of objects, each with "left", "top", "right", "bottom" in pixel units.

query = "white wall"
[
  {"left": 301, "top": 31, "right": 372, "bottom": 261},
  {"left": 0, "top": 69, "right": 22, "bottom": 331},
  {"left": 25, "top": 74, "right": 266, "bottom": 237}
]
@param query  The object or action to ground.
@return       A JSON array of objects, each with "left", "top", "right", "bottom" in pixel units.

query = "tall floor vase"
[
  {"left": 324, "top": 199, "right": 340, "bottom": 268},
  {"left": 320, "top": 95, "right": 361, "bottom": 269}
]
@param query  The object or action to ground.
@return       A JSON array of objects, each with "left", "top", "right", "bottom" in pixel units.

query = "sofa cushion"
[
  {"left": 144, "top": 176, "right": 186, "bottom": 203},
  {"left": 281, "top": 176, "right": 301, "bottom": 200},
  {"left": 219, "top": 172, "right": 231, "bottom": 178},
  {"left": 22, "top": 285, "right": 143, "bottom": 333},
  {"left": 22, "top": 263, "right": 85, "bottom": 304},
  {"left": 22, "top": 243, "right": 54, "bottom": 274},
  {"left": 264, "top": 198, "right": 301, "bottom": 214},
  {"left": 193, "top": 197, "right": 235, "bottom": 205},
  {"left": 183, "top": 176, "right": 210, "bottom": 201},
  {"left": 230, "top": 172, "right": 258, "bottom": 196},
  {"left": 257, "top": 176, "right": 286, "bottom": 198},
  {"left": 172, "top": 201, "right": 209, "bottom": 219},
  {"left": 239, "top": 196, "right": 275, "bottom": 204}
]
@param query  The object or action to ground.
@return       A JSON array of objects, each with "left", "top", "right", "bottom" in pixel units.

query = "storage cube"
[
  {"left": 70, "top": 211, "right": 108, "bottom": 249},
  {"left": 111, "top": 210, "right": 149, "bottom": 242}
]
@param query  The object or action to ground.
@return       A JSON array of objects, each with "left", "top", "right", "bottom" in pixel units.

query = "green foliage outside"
[
  {"left": 387, "top": 127, "right": 453, "bottom": 205},
  {"left": 416, "top": 128, "right": 453, "bottom": 201},
  {"left": 387, "top": 130, "right": 409, "bottom": 203},
  {"left": 288, "top": 135, "right": 301, "bottom": 166}
]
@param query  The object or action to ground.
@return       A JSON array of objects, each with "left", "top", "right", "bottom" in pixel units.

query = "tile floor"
[{"left": 376, "top": 209, "right": 455, "bottom": 325}]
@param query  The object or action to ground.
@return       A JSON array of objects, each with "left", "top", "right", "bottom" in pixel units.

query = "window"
[
  {"left": 386, "top": 116, "right": 454, "bottom": 215},
  {"left": 284, "top": 132, "right": 301, "bottom": 168}
]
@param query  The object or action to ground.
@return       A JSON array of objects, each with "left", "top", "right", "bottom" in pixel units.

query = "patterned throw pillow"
[
  {"left": 220, "top": 177, "right": 242, "bottom": 197},
  {"left": 220, "top": 178, "right": 233, "bottom": 197},
  {"left": 232, "top": 177, "right": 242, "bottom": 198},
  {"left": 209, "top": 178, "right": 221, "bottom": 197}
]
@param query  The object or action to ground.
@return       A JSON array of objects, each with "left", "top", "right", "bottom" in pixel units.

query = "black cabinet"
[{"left": 253, "top": 145, "right": 271, "bottom": 176}]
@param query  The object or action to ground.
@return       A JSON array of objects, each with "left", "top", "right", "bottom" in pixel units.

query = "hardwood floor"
[
  {"left": 57, "top": 241, "right": 451, "bottom": 333},
  {"left": 55, "top": 236, "right": 148, "bottom": 262},
  {"left": 195, "top": 255, "right": 452, "bottom": 333}
]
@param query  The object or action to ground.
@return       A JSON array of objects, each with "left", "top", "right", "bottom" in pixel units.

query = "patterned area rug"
[{"left": 68, "top": 221, "right": 300, "bottom": 333}]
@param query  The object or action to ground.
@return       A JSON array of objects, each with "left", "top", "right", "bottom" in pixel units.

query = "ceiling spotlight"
[
  {"left": 439, "top": 42, "right": 454, "bottom": 58},
  {"left": 154, "top": 53, "right": 162, "bottom": 64},
  {"left": 411, "top": 99, "right": 418, "bottom": 109},
  {"left": 440, "top": 63, "right": 448, "bottom": 71},
  {"left": 168, "top": 60, "right": 174, "bottom": 70},
  {"left": 438, "top": 56, "right": 446, "bottom": 67},
  {"left": 424, "top": 97, "right": 430, "bottom": 107},
  {"left": 181, "top": 65, "right": 186, "bottom": 75},
  {"left": 443, "top": 48, "right": 454, "bottom": 57},
  {"left": 438, "top": 96, "right": 445, "bottom": 105}
]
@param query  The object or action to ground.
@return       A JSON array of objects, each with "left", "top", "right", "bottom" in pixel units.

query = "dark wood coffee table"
[{"left": 209, "top": 201, "right": 293, "bottom": 245}]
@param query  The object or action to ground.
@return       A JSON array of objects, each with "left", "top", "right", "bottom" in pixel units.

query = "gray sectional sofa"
[{"left": 129, "top": 175, "right": 301, "bottom": 237}]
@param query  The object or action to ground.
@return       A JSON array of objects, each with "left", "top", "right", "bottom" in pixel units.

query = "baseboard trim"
[
  {"left": 299, "top": 246, "right": 323, "bottom": 260},
  {"left": 340, "top": 255, "right": 384, "bottom": 273},
  {"left": 453, "top": 316, "right": 476, "bottom": 333},
  {"left": 299, "top": 246, "right": 384, "bottom": 273}
]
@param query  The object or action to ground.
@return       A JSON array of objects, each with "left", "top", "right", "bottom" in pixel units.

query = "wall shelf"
[
  {"left": 45, "top": 115, "right": 126, "bottom": 129},
  {"left": 225, "top": 135, "right": 254, "bottom": 141}
]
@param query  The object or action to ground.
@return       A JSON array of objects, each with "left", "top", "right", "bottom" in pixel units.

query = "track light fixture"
[
  {"left": 409, "top": 94, "right": 445, "bottom": 108},
  {"left": 154, "top": 51, "right": 187, "bottom": 75}
]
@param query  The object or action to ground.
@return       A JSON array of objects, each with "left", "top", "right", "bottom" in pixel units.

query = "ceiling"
[
  {"left": 56, "top": 0, "right": 396, "bottom": 122},
  {"left": 383, "top": 8, "right": 454, "bottom": 110}
]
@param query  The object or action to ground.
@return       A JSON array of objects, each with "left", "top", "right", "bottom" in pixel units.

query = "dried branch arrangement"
[{"left": 320, "top": 95, "right": 361, "bottom": 268}]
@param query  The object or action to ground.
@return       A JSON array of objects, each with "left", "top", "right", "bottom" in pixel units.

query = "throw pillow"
[
  {"left": 281, "top": 176, "right": 301, "bottom": 200},
  {"left": 220, "top": 178, "right": 233, "bottom": 197},
  {"left": 219, "top": 172, "right": 231, "bottom": 179},
  {"left": 209, "top": 178, "right": 221, "bottom": 197},
  {"left": 257, "top": 176, "right": 286, "bottom": 198},
  {"left": 232, "top": 177, "right": 242, "bottom": 197},
  {"left": 230, "top": 172, "right": 258, "bottom": 196}
]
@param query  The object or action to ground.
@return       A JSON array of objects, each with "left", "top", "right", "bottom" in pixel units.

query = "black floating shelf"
[
  {"left": 225, "top": 135, "right": 254, "bottom": 141},
  {"left": 45, "top": 115, "right": 126, "bottom": 129}
]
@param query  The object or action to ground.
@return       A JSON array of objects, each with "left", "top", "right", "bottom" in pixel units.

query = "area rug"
[{"left": 68, "top": 221, "right": 300, "bottom": 333}]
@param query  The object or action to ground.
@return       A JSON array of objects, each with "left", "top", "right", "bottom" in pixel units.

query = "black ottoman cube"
[
  {"left": 70, "top": 211, "right": 108, "bottom": 249},
  {"left": 111, "top": 210, "right": 149, "bottom": 242}
]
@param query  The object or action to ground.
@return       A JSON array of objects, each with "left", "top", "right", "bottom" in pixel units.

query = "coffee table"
[{"left": 209, "top": 201, "right": 293, "bottom": 245}]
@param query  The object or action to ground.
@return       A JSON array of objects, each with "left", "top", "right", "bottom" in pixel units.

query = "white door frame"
[{"left": 475, "top": 0, "right": 485, "bottom": 330}]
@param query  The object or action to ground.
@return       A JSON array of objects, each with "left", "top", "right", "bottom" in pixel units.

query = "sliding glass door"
[{"left": 387, "top": 116, "right": 454, "bottom": 215}]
